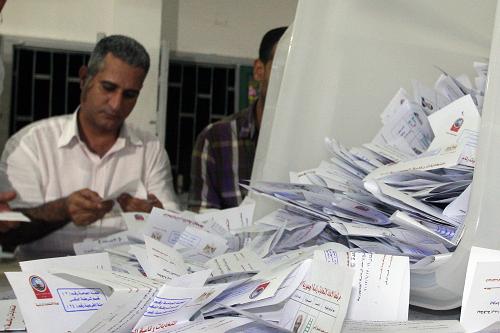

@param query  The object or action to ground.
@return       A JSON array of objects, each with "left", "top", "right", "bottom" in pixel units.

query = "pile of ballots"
[
  {"left": 247, "top": 62, "right": 485, "bottom": 268},
  {"left": 5, "top": 209, "right": 461, "bottom": 333},
  {"left": 2, "top": 63, "right": 485, "bottom": 333}
]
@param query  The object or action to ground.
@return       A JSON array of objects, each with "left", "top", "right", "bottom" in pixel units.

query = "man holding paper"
[{"left": 0, "top": 35, "right": 178, "bottom": 255}]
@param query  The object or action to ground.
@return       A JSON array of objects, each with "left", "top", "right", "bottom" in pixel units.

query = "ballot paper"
[
  {"left": 366, "top": 95, "right": 479, "bottom": 181},
  {"left": 427, "top": 95, "right": 480, "bottom": 153},
  {"left": 195, "top": 199, "right": 255, "bottom": 232},
  {"left": 341, "top": 320, "right": 465, "bottom": 333},
  {"left": 389, "top": 210, "right": 458, "bottom": 247},
  {"left": 460, "top": 247, "right": 500, "bottom": 332},
  {"left": 6, "top": 271, "right": 108, "bottom": 333},
  {"left": 168, "top": 269, "right": 212, "bottom": 288},
  {"left": 247, "top": 229, "right": 283, "bottom": 258},
  {"left": 20, "top": 252, "right": 112, "bottom": 272},
  {"left": 108, "top": 252, "right": 146, "bottom": 277},
  {"left": 279, "top": 259, "right": 354, "bottom": 333},
  {"left": 129, "top": 244, "right": 152, "bottom": 277},
  {"left": 144, "top": 236, "right": 188, "bottom": 281},
  {"left": 209, "top": 262, "right": 300, "bottom": 310},
  {"left": 55, "top": 268, "right": 162, "bottom": 333},
  {"left": 460, "top": 261, "right": 500, "bottom": 332},
  {"left": 0, "top": 211, "right": 30, "bottom": 222},
  {"left": 106, "top": 244, "right": 135, "bottom": 260},
  {"left": 379, "top": 88, "right": 412, "bottom": 124},
  {"left": 122, "top": 212, "right": 149, "bottom": 241},
  {"left": 0, "top": 299, "right": 25, "bottom": 331},
  {"left": 274, "top": 222, "right": 327, "bottom": 251},
  {"left": 262, "top": 245, "right": 318, "bottom": 270},
  {"left": 314, "top": 250, "right": 410, "bottom": 321},
  {"left": 100, "top": 180, "right": 149, "bottom": 221},
  {"left": 73, "top": 231, "right": 131, "bottom": 255},
  {"left": 143, "top": 208, "right": 202, "bottom": 246},
  {"left": 132, "top": 283, "right": 228, "bottom": 332},
  {"left": 205, "top": 248, "right": 265, "bottom": 278},
  {"left": 214, "top": 303, "right": 292, "bottom": 332},
  {"left": 145, "top": 316, "right": 252, "bottom": 333},
  {"left": 412, "top": 80, "right": 450, "bottom": 116},
  {"left": 443, "top": 185, "right": 471, "bottom": 217},
  {"left": 234, "top": 259, "right": 311, "bottom": 312},
  {"left": 372, "top": 89, "right": 433, "bottom": 156},
  {"left": 173, "top": 226, "right": 228, "bottom": 262}
]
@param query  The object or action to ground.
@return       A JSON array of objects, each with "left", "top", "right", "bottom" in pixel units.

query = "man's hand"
[
  {"left": 0, "top": 191, "right": 16, "bottom": 211},
  {"left": 117, "top": 193, "right": 163, "bottom": 213},
  {"left": 65, "top": 189, "right": 114, "bottom": 226},
  {"left": 0, "top": 191, "right": 20, "bottom": 232}
]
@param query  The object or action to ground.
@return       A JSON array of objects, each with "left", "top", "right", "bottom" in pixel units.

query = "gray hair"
[{"left": 85, "top": 35, "right": 150, "bottom": 84}]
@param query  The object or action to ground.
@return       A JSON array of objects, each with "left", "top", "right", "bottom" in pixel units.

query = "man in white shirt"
[{"left": 0, "top": 35, "right": 178, "bottom": 255}]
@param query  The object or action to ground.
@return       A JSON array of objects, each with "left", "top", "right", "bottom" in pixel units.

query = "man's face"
[
  {"left": 254, "top": 44, "right": 277, "bottom": 104},
  {"left": 79, "top": 53, "right": 146, "bottom": 134}
]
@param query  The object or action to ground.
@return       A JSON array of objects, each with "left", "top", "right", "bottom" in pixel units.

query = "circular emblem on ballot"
[
  {"left": 30, "top": 275, "right": 47, "bottom": 292},
  {"left": 29, "top": 275, "right": 53, "bottom": 299},
  {"left": 249, "top": 281, "right": 270, "bottom": 299}
]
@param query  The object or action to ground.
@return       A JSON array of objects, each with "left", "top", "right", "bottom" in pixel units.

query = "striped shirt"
[{"left": 189, "top": 103, "right": 258, "bottom": 211}]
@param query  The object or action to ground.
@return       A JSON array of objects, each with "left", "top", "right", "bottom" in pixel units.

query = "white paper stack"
[{"left": 245, "top": 64, "right": 485, "bottom": 270}]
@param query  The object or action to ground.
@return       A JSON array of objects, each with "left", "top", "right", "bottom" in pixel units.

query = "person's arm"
[
  {"left": 188, "top": 129, "right": 221, "bottom": 212},
  {"left": 0, "top": 189, "right": 112, "bottom": 252},
  {"left": 18, "top": 188, "right": 113, "bottom": 226}
]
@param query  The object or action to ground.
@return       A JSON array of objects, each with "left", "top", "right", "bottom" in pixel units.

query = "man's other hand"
[
  {"left": 117, "top": 193, "right": 163, "bottom": 213},
  {"left": 65, "top": 189, "right": 114, "bottom": 226}
]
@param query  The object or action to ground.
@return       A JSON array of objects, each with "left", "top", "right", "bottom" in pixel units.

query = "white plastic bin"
[{"left": 252, "top": 0, "right": 499, "bottom": 309}]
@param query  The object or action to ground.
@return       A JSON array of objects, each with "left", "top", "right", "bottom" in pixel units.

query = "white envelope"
[
  {"left": 6, "top": 271, "right": 109, "bottom": 333},
  {"left": 132, "top": 283, "right": 228, "bottom": 332},
  {"left": 460, "top": 247, "right": 500, "bottom": 332},
  {"left": 427, "top": 95, "right": 480, "bottom": 152},
  {"left": 279, "top": 259, "right": 354, "bottom": 333},
  {"left": 144, "top": 236, "right": 187, "bottom": 281},
  {"left": 54, "top": 268, "right": 162, "bottom": 333},
  {"left": 314, "top": 251, "right": 410, "bottom": 321},
  {"left": 205, "top": 247, "right": 265, "bottom": 277}
]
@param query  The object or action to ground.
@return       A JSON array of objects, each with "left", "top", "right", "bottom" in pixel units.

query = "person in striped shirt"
[{"left": 189, "top": 27, "right": 287, "bottom": 211}]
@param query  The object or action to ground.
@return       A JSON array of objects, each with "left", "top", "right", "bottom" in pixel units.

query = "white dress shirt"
[{"left": 0, "top": 110, "right": 179, "bottom": 256}]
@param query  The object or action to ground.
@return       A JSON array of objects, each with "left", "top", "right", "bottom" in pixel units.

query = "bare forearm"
[
  {"left": 16, "top": 189, "right": 113, "bottom": 226},
  {"left": 18, "top": 198, "right": 70, "bottom": 224}
]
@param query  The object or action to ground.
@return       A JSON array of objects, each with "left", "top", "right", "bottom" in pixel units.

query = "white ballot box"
[{"left": 252, "top": 0, "right": 500, "bottom": 309}]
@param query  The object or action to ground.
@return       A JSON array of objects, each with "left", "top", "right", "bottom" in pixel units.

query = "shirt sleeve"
[
  {"left": 188, "top": 128, "right": 221, "bottom": 211},
  {"left": 0, "top": 132, "right": 45, "bottom": 208},
  {"left": 144, "top": 140, "right": 180, "bottom": 211}
]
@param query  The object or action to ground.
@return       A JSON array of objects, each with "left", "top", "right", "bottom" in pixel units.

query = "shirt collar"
[
  {"left": 57, "top": 106, "right": 143, "bottom": 148},
  {"left": 239, "top": 101, "right": 258, "bottom": 140},
  {"left": 57, "top": 108, "right": 80, "bottom": 148}
]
